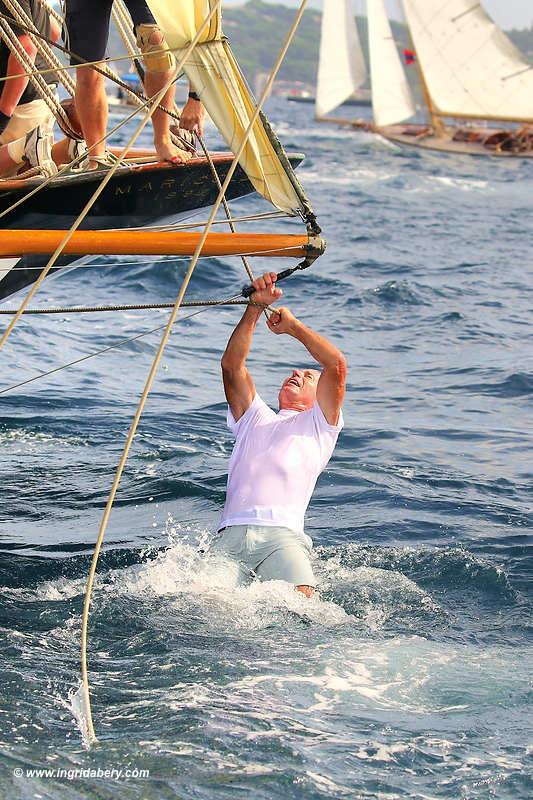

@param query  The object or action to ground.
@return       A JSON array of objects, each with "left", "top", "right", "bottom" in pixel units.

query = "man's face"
[{"left": 278, "top": 368, "right": 320, "bottom": 411}]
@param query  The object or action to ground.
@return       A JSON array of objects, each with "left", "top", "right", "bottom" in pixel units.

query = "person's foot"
[
  {"left": 24, "top": 125, "right": 57, "bottom": 177},
  {"left": 154, "top": 138, "right": 192, "bottom": 164}
]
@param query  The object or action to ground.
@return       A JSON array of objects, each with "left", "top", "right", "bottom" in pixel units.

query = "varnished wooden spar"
[{"left": 0, "top": 230, "right": 318, "bottom": 258}]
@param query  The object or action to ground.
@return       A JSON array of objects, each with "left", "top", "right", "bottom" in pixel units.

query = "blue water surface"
[{"left": 0, "top": 98, "right": 532, "bottom": 800}]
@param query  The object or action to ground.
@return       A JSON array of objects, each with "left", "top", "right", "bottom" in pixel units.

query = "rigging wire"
[
  {"left": 0, "top": 10, "right": 181, "bottom": 87},
  {"left": 0, "top": 296, "right": 258, "bottom": 397},
  {"left": 0, "top": 298, "right": 249, "bottom": 314}
]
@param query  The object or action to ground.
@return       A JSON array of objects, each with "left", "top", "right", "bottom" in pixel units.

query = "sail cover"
[
  {"left": 401, "top": 0, "right": 533, "bottom": 123},
  {"left": 367, "top": 0, "right": 415, "bottom": 127},
  {"left": 315, "top": 0, "right": 367, "bottom": 117},
  {"left": 146, "top": 0, "right": 304, "bottom": 214}
]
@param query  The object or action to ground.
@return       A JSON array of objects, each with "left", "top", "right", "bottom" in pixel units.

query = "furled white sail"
[
  {"left": 146, "top": 0, "right": 303, "bottom": 214},
  {"left": 315, "top": 0, "right": 367, "bottom": 117},
  {"left": 401, "top": 0, "right": 533, "bottom": 123},
  {"left": 367, "top": 0, "right": 415, "bottom": 127}
]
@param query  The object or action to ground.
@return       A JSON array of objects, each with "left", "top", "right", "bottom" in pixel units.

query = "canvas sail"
[
  {"left": 401, "top": 0, "right": 533, "bottom": 123},
  {"left": 315, "top": 0, "right": 367, "bottom": 117},
  {"left": 367, "top": 0, "right": 415, "bottom": 127},
  {"left": 147, "top": 0, "right": 304, "bottom": 214}
]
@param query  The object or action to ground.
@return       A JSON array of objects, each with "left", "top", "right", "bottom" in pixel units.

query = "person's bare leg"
[
  {"left": 296, "top": 585, "right": 314, "bottom": 598},
  {"left": 51, "top": 138, "right": 69, "bottom": 167},
  {"left": 141, "top": 28, "right": 190, "bottom": 164},
  {"left": 0, "top": 144, "right": 19, "bottom": 176},
  {"left": 75, "top": 65, "right": 107, "bottom": 168}
]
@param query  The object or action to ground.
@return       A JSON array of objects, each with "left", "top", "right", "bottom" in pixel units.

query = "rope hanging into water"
[{"left": 77, "top": 0, "right": 310, "bottom": 745}]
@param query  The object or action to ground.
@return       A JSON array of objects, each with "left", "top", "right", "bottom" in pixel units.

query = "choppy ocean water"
[{"left": 0, "top": 98, "right": 532, "bottom": 799}]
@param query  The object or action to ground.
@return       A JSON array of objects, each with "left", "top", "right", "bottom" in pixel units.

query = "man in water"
[{"left": 213, "top": 271, "right": 346, "bottom": 597}]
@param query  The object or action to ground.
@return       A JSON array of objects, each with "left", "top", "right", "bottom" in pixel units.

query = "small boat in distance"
[
  {"left": 287, "top": 88, "right": 371, "bottom": 107},
  {"left": 316, "top": 0, "right": 533, "bottom": 158}
]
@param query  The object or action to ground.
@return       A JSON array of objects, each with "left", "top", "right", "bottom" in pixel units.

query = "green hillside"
[{"left": 222, "top": 0, "right": 533, "bottom": 86}]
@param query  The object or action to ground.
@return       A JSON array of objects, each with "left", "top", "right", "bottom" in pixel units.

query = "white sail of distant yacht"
[
  {"left": 367, "top": 0, "right": 415, "bottom": 127},
  {"left": 401, "top": 0, "right": 533, "bottom": 124},
  {"left": 315, "top": 0, "right": 367, "bottom": 117}
]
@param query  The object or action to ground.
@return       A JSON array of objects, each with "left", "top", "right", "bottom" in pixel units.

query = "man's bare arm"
[
  {"left": 0, "top": 35, "right": 37, "bottom": 119},
  {"left": 221, "top": 272, "right": 281, "bottom": 421},
  {"left": 267, "top": 307, "right": 346, "bottom": 425}
]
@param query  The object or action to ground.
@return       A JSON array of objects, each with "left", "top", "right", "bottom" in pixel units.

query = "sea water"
[{"left": 0, "top": 99, "right": 531, "bottom": 799}]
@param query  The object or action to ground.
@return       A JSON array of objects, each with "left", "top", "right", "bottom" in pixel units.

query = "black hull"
[{"left": 0, "top": 152, "right": 303, "bottom": 302}]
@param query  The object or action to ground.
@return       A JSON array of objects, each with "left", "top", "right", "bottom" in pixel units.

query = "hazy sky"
[
  {"left": 386, "top": 0, "right": 532, "bottom": 30},
  {"left": 237, "top": 1, "right": 533, "bottom": 31}
]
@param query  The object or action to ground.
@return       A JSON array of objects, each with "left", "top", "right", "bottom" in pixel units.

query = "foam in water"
[{"left": 65, "top": 684, "right": 93, "bottom": 750}]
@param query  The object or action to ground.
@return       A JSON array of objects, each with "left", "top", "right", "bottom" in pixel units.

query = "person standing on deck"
[
  {"left": 212, "top": 272, "right": 346, "bottom": 598},
  {"left": 64, "top": 0, "right": 205, "bottom": 169}
]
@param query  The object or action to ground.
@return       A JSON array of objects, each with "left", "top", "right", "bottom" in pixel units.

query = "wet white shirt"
[{"left": 219, "top": 393, "right": 344, "bottom": 532}]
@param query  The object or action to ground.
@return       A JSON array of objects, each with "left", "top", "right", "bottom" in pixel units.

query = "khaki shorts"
[
  {"left": 211, "top": 524, "right": 316, "bottom": 587},
  {"left": 0, "top": 98, "right": 54, "bottom": 146}
]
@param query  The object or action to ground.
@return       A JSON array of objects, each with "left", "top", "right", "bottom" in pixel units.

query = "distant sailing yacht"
[
  {"left": 314, "top": 0, "right": 370, "bottom": 115},
  {"left": 316, "top": 0, "right": 533, "bottom": 158}
]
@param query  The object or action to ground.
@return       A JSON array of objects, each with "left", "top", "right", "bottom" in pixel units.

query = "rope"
[
  {"left": 78, "top": 0, "right": 309, "bottom": 745},
  {"left": 0, "top": 96, "right": 157, "bottom": 223},
  {"left": 0, "top": 12, "right": 75, "bottom": 137},
  {"left": 3, "top": 0, "right": 76, "bottom": 96},
  {"left": 0, "top": 10, "right": 189, "bottom": 131},
  {"left": 0, "top": 298, "right": 248, "bottom": 314},
  {"left": 0, "top": 296, "right": 271, "bottom": 396},
  {"left": 0, "top": 5, "right": 222, "bottom": 350},
  {"left": 0, "top": 10, "right": 178, "bottom": 82}
]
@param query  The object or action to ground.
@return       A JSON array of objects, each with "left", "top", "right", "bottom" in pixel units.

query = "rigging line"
[
  {"left": 0, "top": 298, "right": 249, "bottom": 313},
  {"left": 0, "top": 97, "right": 162, "bottom": 224},
  {"left": 195, "top": 133, "right": 266, "bottom": 317},
  {"left": 0, "top": 294, "right": 251, "bottom": 396},
  {"left": 0, "top": 10, "right": 182, "bottom": 85},
  {"left": 0, "top": 4, "right": 220, "bottom": 352},
  {"left": 0, "top": 17, "right": 73, "bottom": 135},
  {"left": 135, "top": 211, "right": 288, "bottom": 231},
  {"left": 3, "top": 0, "right": 75, "bottom": 95},
  {"left": 79, "top": 0, "right": 309, "bottom": 745},
  {"left": 0, "top": 8, "right": 188, "bottom": 131}
]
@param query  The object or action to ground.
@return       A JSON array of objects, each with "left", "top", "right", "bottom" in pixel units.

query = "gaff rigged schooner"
[
  {"left": 0, "top": 0, "right": 325, "bottom": 745},
  {"left": 316, "top": 0, "right": 533, "bottom": 158}
]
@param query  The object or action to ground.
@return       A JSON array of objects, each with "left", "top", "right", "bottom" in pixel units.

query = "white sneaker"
[
  {"left": 67, "top": 136, "right": 87, "bottom": 164},
  {"left": 24, "top": 125, "right": 57, "bottom": 177}
]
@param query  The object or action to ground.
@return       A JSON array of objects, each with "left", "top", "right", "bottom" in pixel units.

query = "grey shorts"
[{"left": 210, "top": 525, "right": 315, "bottom": 587}]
